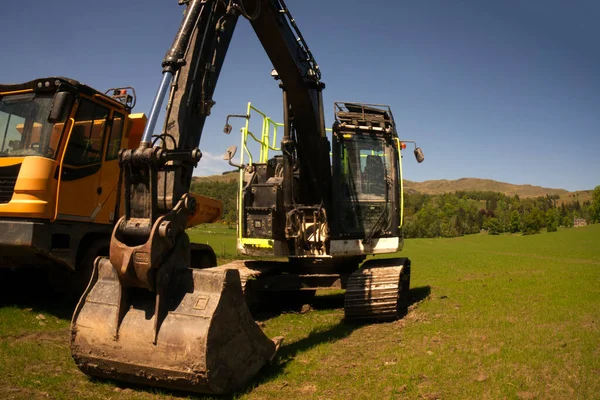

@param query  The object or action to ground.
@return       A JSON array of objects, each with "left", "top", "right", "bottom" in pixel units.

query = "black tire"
[
  {"left": 73, "top": 240, "right": 109, "bottom": 296},
  {"left": 190, "top": 244, "right": 217, "bottom": 268},
  {"left": 48, "top": 239, "right": 109, "bottom": 300}
]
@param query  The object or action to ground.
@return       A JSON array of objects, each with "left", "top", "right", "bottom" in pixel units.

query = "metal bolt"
[{"left": 159, "top": 221, "right": 173, "bottom": 240}]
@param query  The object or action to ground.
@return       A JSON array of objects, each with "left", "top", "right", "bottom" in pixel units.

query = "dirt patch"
[
  {"left": 475, "top": 372, "right": 488, "bottom": 382},
  {"left": 420, "top": 392, "right": 441, "bottom": 400},
  {"left": 395, "top": 295, "right": 431, "bottom": 328},
  {"left": 4, "top": 328, "right": 69, "bottom": 344},
  {"left": 517, "top": 391, "right": 538, "bottom": 399},
  {"left": 24, "top": 360, "right": 66, "bottom": 376},
  {"left": 298, "top": 383, "right": 317, "bottom": 394},
  {"left": 0, "top": 383, "right": 52, "bottom": 400},
  {"left": 581, "top": 315, "right": 598, "bottom": 332}
]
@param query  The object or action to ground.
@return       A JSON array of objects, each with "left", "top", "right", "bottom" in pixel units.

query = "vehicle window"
[
  {"left": 0, "top": 93, "right": 66, "bottom": 159},
  {"left": 362, "top": 151, "right": 387, "bottom": 197},
  {"left": 0, "top": 111, "right": 25, "bottom": 153},
  {"left": 63, "top": 99, "right": 109, "bottom": 166},
  {"left": 339, "top": 136, "right": 389, "bottom": 200},
  {"left": 106, "top": 112, "right": 124, "bottom": 161}
]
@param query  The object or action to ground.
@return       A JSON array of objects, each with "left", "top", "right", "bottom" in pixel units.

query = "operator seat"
[{"left": 364, "top": 155, "right": 385, "bottom": 196}]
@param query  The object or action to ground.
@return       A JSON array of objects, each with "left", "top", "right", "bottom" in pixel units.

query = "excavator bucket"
[{"left": 71, "top": 257, "right": 279, "bottom": 395}]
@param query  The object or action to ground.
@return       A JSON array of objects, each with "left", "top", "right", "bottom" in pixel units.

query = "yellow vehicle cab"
[{"left": 0, "top": 77, "right": 221, "bottom": 293}]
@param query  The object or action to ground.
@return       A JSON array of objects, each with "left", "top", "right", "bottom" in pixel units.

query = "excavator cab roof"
[{"left": 334, "top": 102, "right": 396, "bottom": 133}]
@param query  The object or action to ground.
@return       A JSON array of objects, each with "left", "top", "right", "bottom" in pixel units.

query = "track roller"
[{"left": 344, "top": 257, "right": 410, "bottom": 321}]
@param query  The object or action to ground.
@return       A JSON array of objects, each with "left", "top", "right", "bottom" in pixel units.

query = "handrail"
[
  {"left": 395, "top": 138, "right": 404, "bottom": 228},
  {"left": 240, "top": 102, "right": 284, "bottom": 167}
]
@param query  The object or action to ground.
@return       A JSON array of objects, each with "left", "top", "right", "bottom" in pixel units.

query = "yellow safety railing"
[
  {"left": 240, "top": 102, "right": 282, "bottom": 167},
  {"left": 236, "top": 102, "right": 284, "bottom": 243}
]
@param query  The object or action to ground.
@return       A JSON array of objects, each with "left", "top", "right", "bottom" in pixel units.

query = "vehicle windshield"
[
  {"left": 339, "top": 134, "right": 391, "bottom": 201},
  {"left": 335, "top": 133, "right": 395, "bottom": 236},
  {"left": 0, "top": 93, "right": 67, "bottom": 159}
]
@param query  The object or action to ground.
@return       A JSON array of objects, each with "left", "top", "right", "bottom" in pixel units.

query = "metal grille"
[{"left": 0, "top": 164, "right": 21, "bottom": 204}]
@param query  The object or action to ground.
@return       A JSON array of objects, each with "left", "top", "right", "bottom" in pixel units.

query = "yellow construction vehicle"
[
  {"left": 0, "top": 79, "right": 221, "bottom": 294},
  {"left": 70, "top": 0, "right": 424, "bottom": 395}
]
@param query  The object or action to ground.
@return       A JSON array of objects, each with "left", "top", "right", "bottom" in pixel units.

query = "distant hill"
[
  {"left": 403, "top": 178, "right": 568, "bottom": 197},
  {"left": 192, "top": 170, "right": 238, "bottom": 184},
  {"left": 192, "top": 174, "right": 592, "bottom": 203},
  {"left": 402, "top": 178, "right": 592, "bottom": 204}
]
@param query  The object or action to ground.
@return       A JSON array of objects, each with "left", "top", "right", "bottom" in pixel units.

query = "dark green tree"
[
  {"left": 484, "top": 217, "right": 501, "bottom": 235},
  {"left": 546, "top": 209, "right": 558, "bottom": 232},
  {"left": 522, "top": 207, "right": 543, "bottom": 235},
  {"left": 509, "top": 210, "right": 521, "bottom": 233},
  {"left": 563, "top": 210, "right": 574, "bottom": 228},
  {"left": 590, "top": 185, "right": 600, "bottom": 223}
]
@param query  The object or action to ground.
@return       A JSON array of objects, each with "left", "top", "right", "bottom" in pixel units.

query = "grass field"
[
  {"left": 0, "top": 225, "right": 598, "bottom": 399},
  {"left": 187, "top": 223, "right": 238, "bottom": 257}
]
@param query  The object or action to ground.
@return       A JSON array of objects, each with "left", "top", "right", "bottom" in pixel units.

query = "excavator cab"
[
  {"left": 329, "top": 102, "right": 423, "bottom": 258},
  {"left": 330, "top": 103, "right": 402, "bottom": 245}
]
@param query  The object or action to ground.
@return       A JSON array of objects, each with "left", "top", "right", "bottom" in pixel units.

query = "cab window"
[
  {"left": 0, "top": 93, "right": 67, "bottom": 159},
  {"left": 64, "top": 99, "right": 108, "bottom": 166}
]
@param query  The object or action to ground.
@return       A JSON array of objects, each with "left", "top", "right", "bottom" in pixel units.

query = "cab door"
[
  {"left": 94, "top": 110, "right": 125, "bottom": 224},
  {"left": 56, "top": 98, "right": 109, "bottom": 222}
]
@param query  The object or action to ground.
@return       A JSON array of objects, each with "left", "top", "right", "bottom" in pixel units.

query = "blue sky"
[{"left": 2, "top": 0, "right": 598, "bottom": 191}]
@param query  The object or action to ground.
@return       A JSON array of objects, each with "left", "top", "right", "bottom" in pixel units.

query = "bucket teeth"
[
  {"left": 71, "top": 257, "right": 277, "bottom": 395},
  {"left": 344, "top": 258, "right": 411, "bottom": 321}
]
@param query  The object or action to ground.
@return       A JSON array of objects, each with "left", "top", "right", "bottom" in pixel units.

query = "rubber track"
[{"left": 344, "top": 260, "right": 409, "bottom": 321}]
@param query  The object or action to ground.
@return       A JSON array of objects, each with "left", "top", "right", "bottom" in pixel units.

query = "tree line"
[
  {"left": 191, "top": 179, "right": 600, "bottom": 238},
  {"left": 403, "top": 186, "right": 600, "bottom": 237},
  {"left": 190, "top": 179, "right": 238, "bottom": 227}
]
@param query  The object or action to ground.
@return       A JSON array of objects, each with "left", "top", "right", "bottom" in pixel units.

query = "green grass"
[
  {"left": 187, "top": 223, "right": 238, "bottom": 257},
  {"left": 1, "top": 225, "right": 599, "bottom": 399}
]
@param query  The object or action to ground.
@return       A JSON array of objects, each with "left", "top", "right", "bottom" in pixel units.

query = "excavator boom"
[{"left": 71, "top": 0, "right": 327, "bottom": 394}]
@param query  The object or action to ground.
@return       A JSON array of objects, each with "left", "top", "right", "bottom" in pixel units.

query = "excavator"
[
  {"left": 70, "top": 0, "right": 424, "bottom": 395},
  {"left": 222, "top": 100, "right": 424, "bottom": 315}
]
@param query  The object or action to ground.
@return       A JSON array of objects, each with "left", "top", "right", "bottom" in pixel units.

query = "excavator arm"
[
  {"left": 116, "top": 0, "right": 330, "bottom": 291},
  {"left": 160, "top": 0, "right": 330, "bottom": 208},
  {"left": 71, "top": 0, "right": 331, "bottom": 395}
]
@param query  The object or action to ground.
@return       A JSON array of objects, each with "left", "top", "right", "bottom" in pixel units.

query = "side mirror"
[
  {"left": 223, "top": 113, "right": 249, "bottom": 135},
  {"left": 223, "top": 145, "right": 237, "bottom": 161},
  {"left": 48, "top": 91, "right": 73, "bottom": 123},
  {"left": 414, "top": 147, "right": 425, "bottom": 163},
  {"left": 223, "top": 145, "right": 243, "bottom": 169}
]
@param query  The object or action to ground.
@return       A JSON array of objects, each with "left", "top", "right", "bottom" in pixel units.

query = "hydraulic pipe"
[
  {"left": 140, "top": 72, "right": 174, "bottom": 145},
  {"left": 140, "top": 0, "right": 206, "bottom": 146},
  {"left": 162, "top": 0, "right": 205, "bottom": 73}
]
